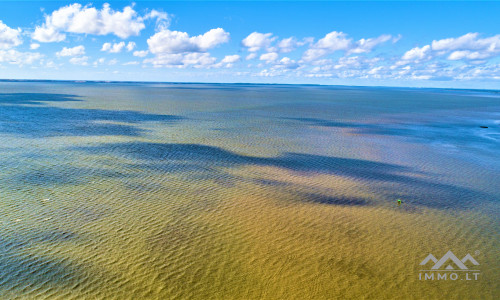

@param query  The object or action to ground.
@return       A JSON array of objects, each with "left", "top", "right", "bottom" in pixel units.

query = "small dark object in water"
[{"left": 479, "top": 126, "right": 488, "bottom": 128}]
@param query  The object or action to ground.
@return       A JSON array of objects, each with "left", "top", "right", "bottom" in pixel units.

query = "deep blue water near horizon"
[{"left": 0, "top": 81, "right": 499, "bottom": 299}]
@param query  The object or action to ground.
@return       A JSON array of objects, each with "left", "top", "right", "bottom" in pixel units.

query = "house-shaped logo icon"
[{"left": 420, "top": 250, "right": 479, "bottom": 270}]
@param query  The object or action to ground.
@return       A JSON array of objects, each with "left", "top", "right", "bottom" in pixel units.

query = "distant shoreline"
[{"left": 1, "top": 79, "right": 499, "bottom": 93}]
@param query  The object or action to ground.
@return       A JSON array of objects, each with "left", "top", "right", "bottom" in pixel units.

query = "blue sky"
[{"left": 0, "top": 1, "right": 499, "bottom": 88}]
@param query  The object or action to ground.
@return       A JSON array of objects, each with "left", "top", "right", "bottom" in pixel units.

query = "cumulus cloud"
[
  {"left": 143, "top": 9, "right": 169, "bottom": 31},
  {"left": 273, "top": 57, "right": 300, "bottom": 69},
  {"left": 123, "top": 61, "right": 139, "bottom": 65},
  {"left": 144, "top": 52, "right": 216, "bottom": 68},
  {"left": 221, "top": 54, "right": 240, "bottom": 63},
  {"left": 214, "top": 54, "right": 240, "bottom": 68},
  {"left": 147, "top": 28, "right": 229, "bottom": 54},
  {"left": 126, "top": 41, "right": 136, "bottom": 51},
  {"left": 101, "top": 42, "right": 125, "bottom": 53},
  {"left": 242, "top": 32, "right": 276, "bottom": 52},
  {"left": 301, "top": 32, "right": 394, "bottom": 62},
  {"left": 0, "top": 20, "right": 22, "bottom": 49},
  {"left": 394, "top": 33, "right": 500, "bottom": 68},
  {"left": 30, "top": 43, "right": 41, "bottom": 50},
  {"left": 388, "top": 32, "right": 500, "bottom": 77},
  {"left": 69, "top": 56, "right": 88, "bottom": 65},
  {"left": 349, "top": 34, "right": 392, "bottom": 54},
  {"left": 246, "top": 53, "right": 257, "bottom": 60},
  {"left": 432, "top": 33, "right": 500, "bottom": 61},
  {"left": 448, "top": 50, "right": 491, "bottom": 61},
  {"left": 56, "top": 45, "right": 85, "bottom": 57},
  {"left": 432, "top": 33, "right": 481, "bottom": 51},
  {"left": 302, "top": 31, "right": 352, "bottom": 61},
  {"left": 277, "top": 37, "right": 312, "bottom": 53},
  {"left": 259, "top": 52, "right": 279, "bottom": 63},
  {"left": 93, "top": 57, "right": 105, "bottom": 66},
  {"left": 402, "top": 45, "right": 432, "bottom": 61},
  {"left": 145, "top": 27, "right": 229, "bottom": 68},
  {"left": 0, "top": 49, "right": 42, "bottom": 65},
  {"left": 133, "top": 50, "right": 149, "bottom": 57},
  {"left": 32, "top": 3, "right": 151, "bottom": 42}
]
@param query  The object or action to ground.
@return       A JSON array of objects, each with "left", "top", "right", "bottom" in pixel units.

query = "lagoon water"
[{"left": 0, "top": 81, "right": 499, "bottom": 299}]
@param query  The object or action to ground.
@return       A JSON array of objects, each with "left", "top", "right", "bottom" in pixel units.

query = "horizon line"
[{"left": 1, "top": 78, "right": 499, "bottom": 93}]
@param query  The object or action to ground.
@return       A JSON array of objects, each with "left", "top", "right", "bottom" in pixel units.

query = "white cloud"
[
  {"left": 432, "top": 33, "right": 500, "bottom": 61},
  {"left": 144, "top": 52, "right": 217, "bottom": 68},
  {"left": 0, "top": 20, "right": 22, "bottom": 49},
  {"left": 302, "top": 31, "right": 352, "bottom": 61},
  {"left": 432, "top": 33, "right": 480, "bottom": 51},
  {"left": 349, "top": 34, "right": 392, "bottom": 54},
  {"left": 69, "top": 56, "right": 88, "bottom": 65},
  {"left": 56, "top": 45, "right": 85, "bottom": 57},
  {"left": 274, "top": 57, "right": 300, "bottom": 69},
  {"left": 133, "top": 50, "right": 149, "bottom": 57},
  {"left": 301, "top": 32, "right": 394, "bottom": 62},
  {"left": 32, "top": 3, "right": 149, "bottom": 42},
  {"left": 391, "top": 33, "right": 500, "bottom": 73},
  {"left": 143, "top": 9, "right": 169, "bottom": 31},
  {"left": 402, "top": 45, "right": 431, "bottom": 61},
  {"left": 277, "top": 37, "right": 299, "bottom": 53},
  {"left": 221, "top": 55, "right": 240, "bottom": 64},
  {"left": 277, "top": 37, "right": 312, "bottom": 53},
  {"left": 246, "top": 53, "right": 257, "bottom": 60},
  {"left": 259, "top": 52, "right": 279, "bottom": 63},
  {"left": 126, "top": 41, "right": 136, "bottom": 51},
  {"left": 101, "top": 42, "right": 125, "bottom": 53},
  {"left": 93, "top": 57, "right": 105, "bottom": 66},
  {"left": 242, "top": 32, "right": 276, "bottom": 52},
  {"left": 448, "top": 50, "right": 491, "bottom": 61},
  {"left": 32, "top": 26, "right": 65, "bottom": 43},
  {"left": 182, "top": 53, "right": 216, "bottom": 66},
  {"left": 334, "top": 56, "right": 381, "bottom": 70},
  {"left": 108, "top": 58, "right": 118, "bottom": 65},
  {"left": 392, "top": 34, "right": 402, "bottom": 43},
  {"left": 0, "top": 49, "right": 42, "bottom": 65},
  {"left": 304, "top": 73, "right": 333, "bottom": 78},
  {"left": 123, "top": 61, "right": 139, "bottom": 65},
  {"left": 148, "top": 28, "right": 229, "bottom": 54},
  {"left": 214, "top": 54, "right": 241, "bottom": 68},
  {"left": 30, "top": 43, "right": 41, "bottom": 50},
  {"left": 44, "top": 60, "right": 57, "bottom": 68},
  {"left": 401, "top": 45, "right": 432, "bottom": 61}
]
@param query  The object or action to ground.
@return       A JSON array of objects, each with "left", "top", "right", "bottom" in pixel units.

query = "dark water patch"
[
  {"left": 55, "top": 205, "right": 110, "bottom": 223},
  {"left": 286, "top": 116, "right": 500, "bottom": 152},
  {"left": 301, "top": 193, "right": 370, "bottom": 206},
  {"left": 71, "top": 142, "right": 496, "bottom": 210},
  {"left": 380, "top": 181, "right": 494, "bottom": 211},
  {"left": 0, "top": 233, "right": 118, "bottom": 298},
  {"left": 37, "top": 230, "right": 79, "bottom": 243},
  {"left": 15, "top": 168, "right": 83, "bottom": 186},
  {"left": 283, "top": 117, "right": 369, "bottom": 129},
  {"left": 0, "top": 253, "right": 84, "bottom": 293},
  {"left": 0, "top": 230, "right": 80, "bottom": 252},
  {"left": 253, "top": 179, "right": 291, "bottom": 188},
  {"left": 0, "top": 93, "right": 82, "bottom": 105},
  {"left": 0, "top": 94, "right": 184, "bottom": 138},
  {"left": 74, "top": 142, "right": 411, "bottom": 179},
  {"left": 9, "top": 165, "right": 132, "bottom": 188}
]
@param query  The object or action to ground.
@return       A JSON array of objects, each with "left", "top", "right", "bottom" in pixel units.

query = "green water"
[{"left": 0, "top": 82, "right": 499, "bottom": 299}]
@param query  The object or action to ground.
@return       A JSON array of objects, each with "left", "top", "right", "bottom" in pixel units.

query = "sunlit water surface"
[{"left": 0, "top": 82, "right": 499, "bottom": 299}]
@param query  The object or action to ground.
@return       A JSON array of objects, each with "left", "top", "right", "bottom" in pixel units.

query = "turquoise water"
[{"left": 0, "top": 82, "right": 499, "bottom": 299}]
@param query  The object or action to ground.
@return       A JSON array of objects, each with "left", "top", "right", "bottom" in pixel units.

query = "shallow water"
[{"left": 0, "top": 82, "right": 499, "bottom": 299}]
